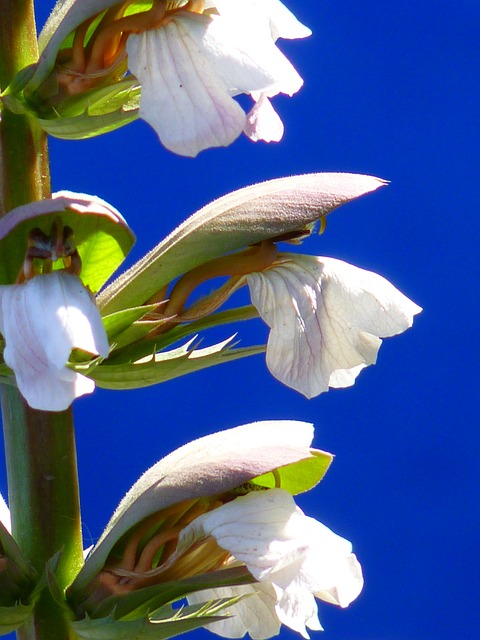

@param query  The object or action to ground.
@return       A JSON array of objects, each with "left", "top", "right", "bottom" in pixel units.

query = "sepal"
[
  {"left": 36, "top": 80, "right": 140, "bottom": 140},
  {"left": 0, "top": 522, "right": 38, "bottom": 634},
  {"left": 0, "top": 192, "right": 134, "bottom": 291},
  {"left": 70, "top": 421, "right": 326, "bottom": 594}
]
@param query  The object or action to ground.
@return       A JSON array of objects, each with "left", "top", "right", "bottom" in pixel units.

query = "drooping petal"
[
  {"left": 181, "top": 490, "right": 360, "bottom": 638},
  {"left": 247, "top": 255, "right": 422, "bottom": 398},
  {"left": 0, "top": 272, "right": 109, "bottom": 411},
  {"left": 126, "top": 1, "right": 308, "bottom": 155},
  {"left": 245, "top": 93, "right": 284, "bottom": 142}
]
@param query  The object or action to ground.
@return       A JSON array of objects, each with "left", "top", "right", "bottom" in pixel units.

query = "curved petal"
[
  {"left": 245, "top": 94, "right": 284, "bottom": 142},
  {"left": 0, "top": 272, "right": 108, "bottom": 411},
  {"left": 247, "top": 255, "right": 422, "bottom": 398},
  {"left": 274, "top": 583, "right": 322, "bottom": 638}
]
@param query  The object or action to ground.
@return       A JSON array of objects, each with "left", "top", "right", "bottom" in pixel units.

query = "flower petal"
[
  {"left": 247, "top": 255, "right": 422, "bottom": 398},
  {"left": 245, "top": 94, "right": 284, "bottom": 142},
  {"left": 0, "top": 272, "right": 109, "bottom": 411},
  {"left": 127, "top": 15, "right": 247, "bottom": 157},
  {"left": 181, "top": 489, "right": 360, "bottom": 637}
]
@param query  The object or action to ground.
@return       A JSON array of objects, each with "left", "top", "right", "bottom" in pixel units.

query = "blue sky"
[{"left": 2, "top": 1, "right": 480, "bottom": 639}]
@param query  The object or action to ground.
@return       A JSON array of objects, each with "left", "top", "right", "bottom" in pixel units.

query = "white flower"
[
  {"left": 247, "top": 255, "right": 422, "bottom": 398},
  {"left": 126, "top": 0, "right": 310, "bottom": 156},
  {"left": 184, "top": 489, "right": 363, "bottom": 638},
  {"left": 0, "top": 271, "right": 109, "bottom": 411}
]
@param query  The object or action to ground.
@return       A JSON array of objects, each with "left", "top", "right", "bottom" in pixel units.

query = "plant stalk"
[{"left": 0, "top": 1, "right": 84, "bottom": 638}]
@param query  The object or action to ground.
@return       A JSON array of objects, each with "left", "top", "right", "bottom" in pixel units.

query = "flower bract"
[
  {"left": 247, "top": 254, "right": 422, "bottom": 398},
  {"left": 0, "top": 272, "right": 109, "bottom": 411}
]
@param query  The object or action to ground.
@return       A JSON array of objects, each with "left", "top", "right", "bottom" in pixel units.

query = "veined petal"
[
  {"left": 127, "top": 15, "right": 246, "bottom": 157},
  {"left": 126, "top": 2, "right": 308, "bottom": 154},
  {"left": 274, "top": 583, "right": 322, "bottom": 638},
  {"left": 247, "top": 255, "right": 422, "bottom": 398},
  {"left": 0, "top": 272, "right": 109, "bottom": 411},
  {"left": 198, "top": 7, "right": 304, "bottom": 97}
]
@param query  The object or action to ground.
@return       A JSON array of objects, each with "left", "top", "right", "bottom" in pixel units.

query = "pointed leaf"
[
  {"left": 90, "top": 566, "right": 254, "bottom": 621},
  {"left": 102, "top": 305, "right": 157, "bottom": 342},
  {"left": 0, "top": 602, "right": 35, "bottom": 635},
  {"left": 98, "top": 173, "right": 387, "bottom": 314},
  {"left": 72, "top": 605, "right": 230, "bottom": 640},
  {"left": 87, "top": 340, "right": 264, "bottom": 390}
]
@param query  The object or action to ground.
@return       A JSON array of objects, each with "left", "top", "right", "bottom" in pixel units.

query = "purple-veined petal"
[
  {"left": 127, "top": 15, "right": 247, "bottom": 157},
  {"left": 247, "top": 255, "right": 422, "bottom": 398}
]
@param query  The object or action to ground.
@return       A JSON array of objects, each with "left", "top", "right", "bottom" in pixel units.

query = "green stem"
[
  {"left": 0, "top": 1, "right": 83, "bottom": 638},
  {"left": 1, "top": 390, "right": 82, "bottom": 640},
  {"left": 0, "top": 0, "right": 50, "bottom": 214}
]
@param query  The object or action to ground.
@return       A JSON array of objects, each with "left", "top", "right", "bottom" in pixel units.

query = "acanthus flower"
[
  {"left": 246, "top": 254, "right": 422, "bottom": 398},
  {"left": 0, "top": 193, "right": 134, "bottom": 412},
  {"left": 38, "top": 0, "right": 310, "bottom": 155},
  {"left": 68, "top": 421, "right": 360, "bottom": 638},
  {"left": 0, "top": 271, "right": 109, "bottom": 412}
]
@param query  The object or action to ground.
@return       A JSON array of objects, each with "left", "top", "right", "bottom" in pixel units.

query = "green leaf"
[
  {"left": 0, "top": 192, "right": 134, "bottom": 291},
  {"left": 0, "top": 523, "right": 35, "bottom": 581},
  {"left": 107, "top": 305, "right": 259, "bottom": 360},
  {"left": 38, "top": 82, "right": 141, "bottom": 140},
  {"left": 89, "top": 566, "right": 254, "bottom": 621},
  {"left": 73, "top": 598, "right": 238, "bottom": 640},
  {"left": 98, "top": 173, "right": 387, "bottom": 315},
  {"left": 102, "top": 305, "right": 157, "bottom": 342},
  {"left": 250, "top": 450, "right": 333, "bottom": 495},
  {"left": 87, "top": 338, "right": 264, "bottom": 390},
  {"left": 0, "top": 602, "right": 35, "bottom": 635}
]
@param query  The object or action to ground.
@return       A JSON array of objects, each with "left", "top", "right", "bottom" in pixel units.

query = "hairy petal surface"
[
  {"left": 247, "top": 255, "right": 422, "bottom": 398},
  {"left": 0, "top": 272, "right": 109, "bottom": 411},
  {"left": 184, "top": 489, "right": 362, "bottom": 638}
]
